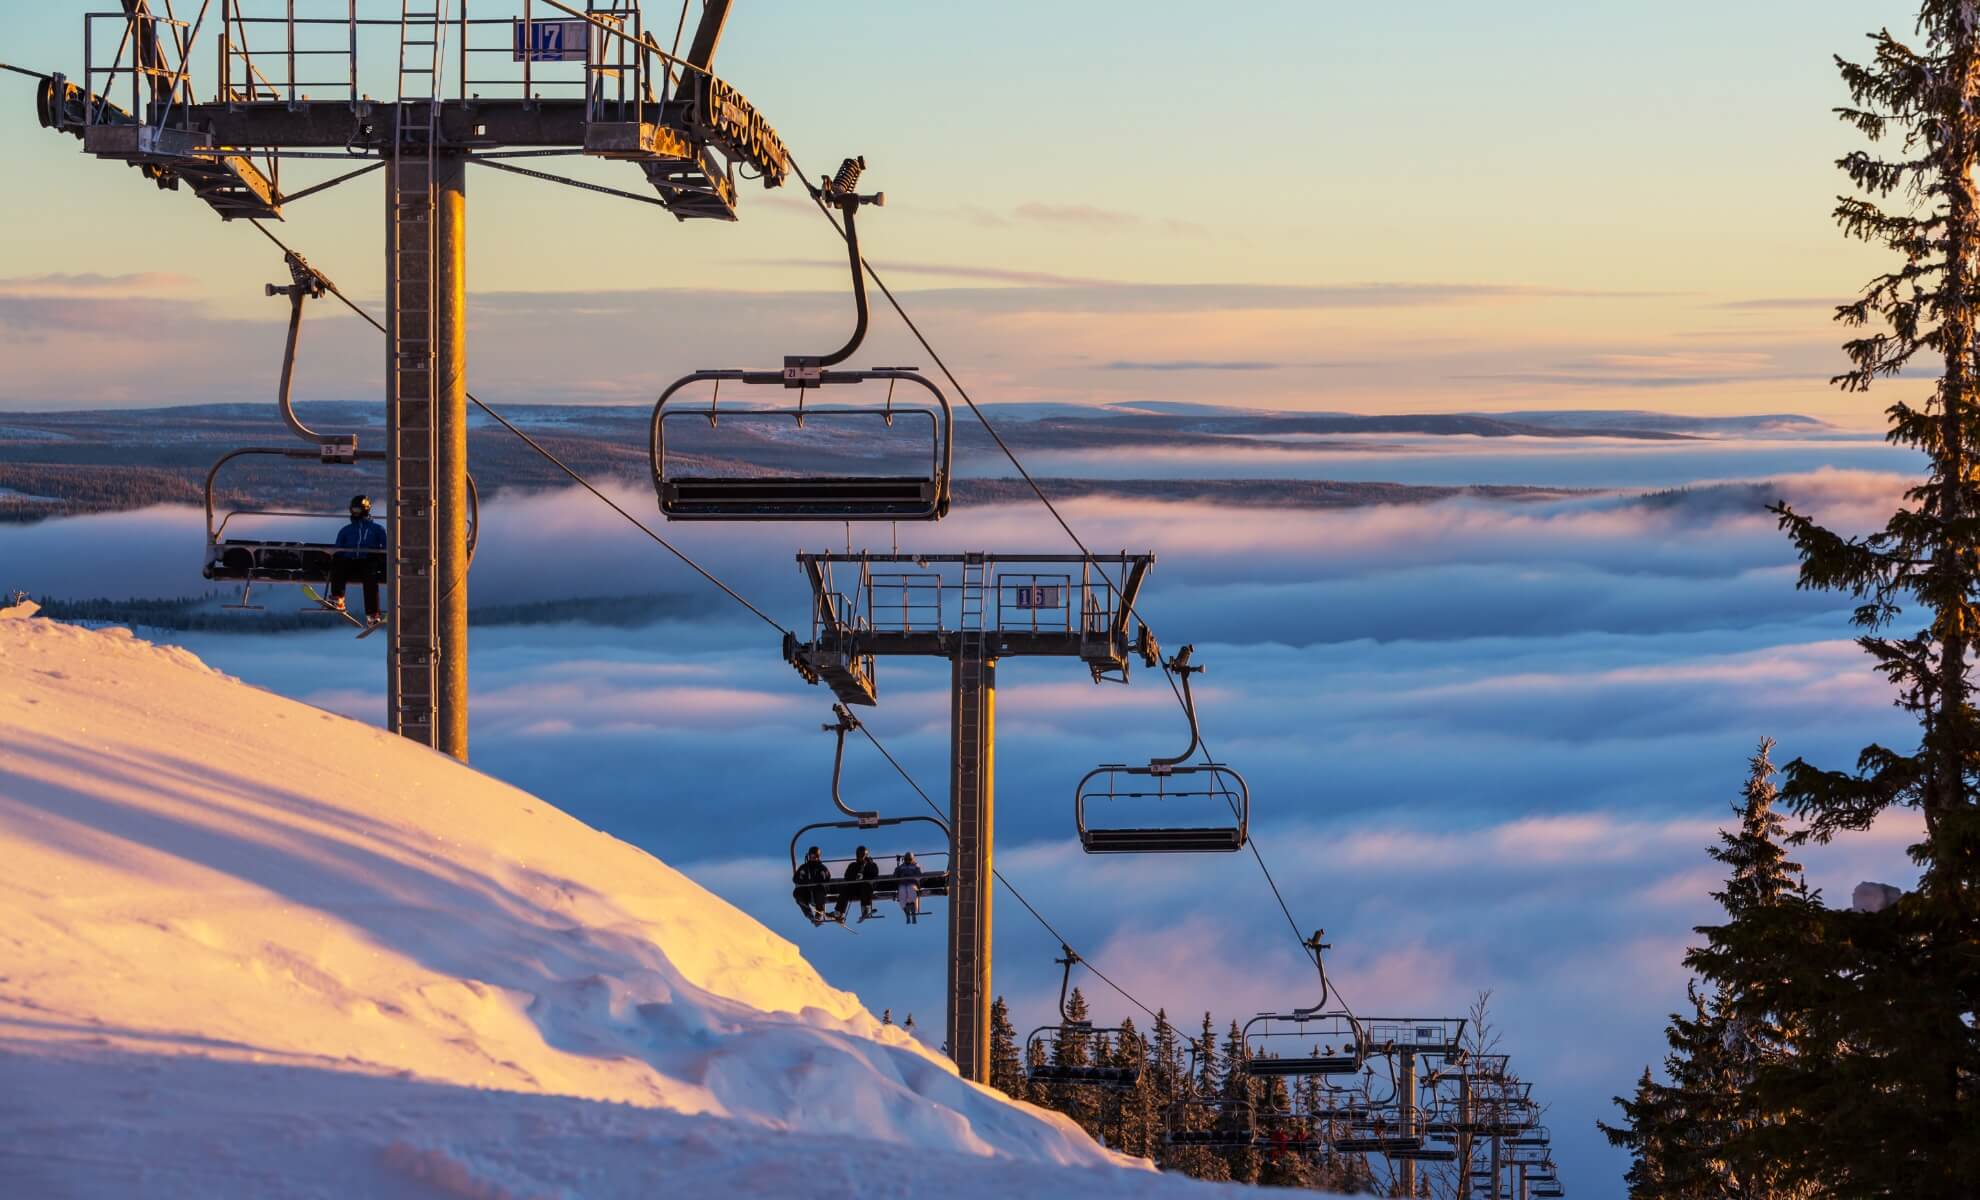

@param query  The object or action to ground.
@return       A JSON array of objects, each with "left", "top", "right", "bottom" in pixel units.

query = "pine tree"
[
  {"left": 1148, "top": 1009, "right": 1184, "bottom": 1171},
  {"left": 1606, "top": 741, "right": 1824, "bottom": 1199},
  {"left": 1683, "top": 740, "right": 1823, "bottom": 1200},
  {"left": 988, "top": 995, "right": 1028, "bottom": 1104},
  {"left": 1762, "top": 5, "right": 1980, "bottom": 1193},
  {"left": 1053, "top": 986, "right": 1102, "bottom": 1138},
  {"left": 1217, "top": 1019, "right": 1261, "bottom": 1184},
  {"left": 1601, "top": 984, "right": 1735, "bottom": 1200},
  {"left": 1168, "top": 1016, "right": 1232, "bottom": 1182}
]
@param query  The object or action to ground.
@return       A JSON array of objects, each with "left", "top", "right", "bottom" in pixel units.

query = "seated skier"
[
  {"left": 892, "top": 851, "right": 924, "bottom": 925},
  {"left": 833, "top": 845, "right": 881, "bottom": 922},
  {"left": 326, "top": 494, "right": 387, "bottom": 623},
  {"left": 792, "top": 845, "right": 831, "bottom": 924}
]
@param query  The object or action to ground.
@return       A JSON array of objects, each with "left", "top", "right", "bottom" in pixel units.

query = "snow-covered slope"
[{"left": 0, "top": 607, "right": 1252, "bottom": 1198}]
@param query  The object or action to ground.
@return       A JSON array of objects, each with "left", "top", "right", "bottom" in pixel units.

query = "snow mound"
[{"left": 0, "top": 613, "right": 1249, "bottom": 1198}]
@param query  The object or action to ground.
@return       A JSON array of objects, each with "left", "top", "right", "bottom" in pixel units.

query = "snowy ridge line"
[{"left": 0, "top": 610, "right": 1273, "bottom": 1197}]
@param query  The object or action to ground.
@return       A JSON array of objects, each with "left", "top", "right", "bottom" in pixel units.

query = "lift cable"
[
  {"left": 239, "top": 217, "right": 1171, "bottom": 1030},
  {"left": 277, "top": 160, "right": 384, "bottom": 207},
  {"left": 243, "top": 220, "right": 787, "bottom": 635},
  {"left": 852, "top": 721, "right": 1162, "bottom": 1024},
  {"left": 785, "top": 154, "right": 1329, "bottom": 977},
  {"left": 470, "top": 156, "right": 672, "bottom": 209}
]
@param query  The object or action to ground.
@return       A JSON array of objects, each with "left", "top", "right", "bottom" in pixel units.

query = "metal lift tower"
[
  {"left": 786, "top": 551, "right": 1157, "bottom": 1082},
  {"left": 34, "top": 1, "right": 788, "bottom": 759}
]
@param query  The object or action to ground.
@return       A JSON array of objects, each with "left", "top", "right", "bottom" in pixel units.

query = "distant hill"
[
  {"left": 0, "top": 400, "right": 1815, "bottom": 522},
  {"left": 1486, "top": 409, "right": 1831, "bottom": 435}
]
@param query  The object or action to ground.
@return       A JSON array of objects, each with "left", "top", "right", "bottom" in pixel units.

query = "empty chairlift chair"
[
  {"left": 1024, "top": 946, "right": 1143, "bottom": 1089},
  {"left": 788, "top": 706, "right": 950, "bottom": 925},
  {"left": 1162, "top": 1091, "right": 1259, "bottom": 1149},
  {"left": 650, "top": 158, "right": 953, "bottom": 522},
  {"left": 1243, "top": 932, "right": 1367, "bottom": 1078},
  {"left": 1330, "top": 1108, "right": 1427, "bottom": 1156},
  {"left": 1075, "top": 646, "right": 1249, "bottom": 853}
]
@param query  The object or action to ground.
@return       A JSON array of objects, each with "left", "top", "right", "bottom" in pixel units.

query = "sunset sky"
[
  {"left": 0, "top": 6, "right": 1950, "bottom": 1195},
  {"left": 0, "top": 0, "right": 1926, "bottom": 418}
]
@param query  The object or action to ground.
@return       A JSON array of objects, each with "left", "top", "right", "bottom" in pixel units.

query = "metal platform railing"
[
  {"left": 82, "top": 4, "right": 660, "bottom": 126},
  {"left": 816, "top": 559, "right": 1131, "bottom": 640}
]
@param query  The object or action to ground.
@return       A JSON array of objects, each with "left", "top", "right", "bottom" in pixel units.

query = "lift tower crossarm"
[{"left": 39, "top": 5, "right": 790, "bottom": 756}]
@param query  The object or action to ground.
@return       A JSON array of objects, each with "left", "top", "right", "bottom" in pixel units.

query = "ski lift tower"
[
  {"left": 785, "top": 550, "right": 1157, "bottom": 1082},
  {"left": 32, "top": 1, "right": 788, "bottom": 759}
]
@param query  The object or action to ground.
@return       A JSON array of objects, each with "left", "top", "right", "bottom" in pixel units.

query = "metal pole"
[
  {"left": 946, "top": 634, "right": 995, "bottom": 1082},
  {"left": 1490, "top": 1134, "right": 1503, "bottom": 1200},
  {"left": 1400, "top": 1049, "right": 1418, "bottom": 1198},
  {"left": 385, "top": 145, "right": 468, "bottom": 760},
  {"left": 1516, "top": 1163, "right": 1528, "bottom": 1200},
  {"left": 1456, "top": 1074, "right": 1473, "bottom": 1200},
  {"left": 433, "top": 151, "right": 470, "bottom": 760}
]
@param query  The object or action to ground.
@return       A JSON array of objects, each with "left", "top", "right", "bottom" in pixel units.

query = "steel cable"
[
  {"left": 239, "top": 216, "right": 1172, "bottom": 1030},
  {"left": 786, "top": 155, "right": 1332, "bottom": 981}
]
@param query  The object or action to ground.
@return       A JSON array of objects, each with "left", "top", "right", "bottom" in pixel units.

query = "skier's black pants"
[
  {"left": 793, "top": 884, "right": 826, "bottom": 920},
  {"left": 328, "top": 555, "right": 385, "bottom": 618},
  {"left": 833, "top": 879, "right": 875, "bottom": 918}
]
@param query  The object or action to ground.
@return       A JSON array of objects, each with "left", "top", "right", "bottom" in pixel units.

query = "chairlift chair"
[
  {"left": 1162, "top": 1095, "right": 1259, "bottom": 1149},
  {"left": 203, "top": 253, "right": 477, "bottom": 602},
  {"left": 1024, "top": 946, "right": 1143, "bottom": 1089},
  {"left": 789, "top": 707, "right": 951, "bottom": 921},
  {"left": 1075, "top": 646, "right": 1249, "bottom": 853},
  {"left": 650, "top": 158, "right": 954, "bottom": 522},
  {"left": 1331, "top": 1130, "right": 1425, "bottom": 1155},
  {"left": 1243, "top": 932, "right": 1367, "bottom": 1078}
]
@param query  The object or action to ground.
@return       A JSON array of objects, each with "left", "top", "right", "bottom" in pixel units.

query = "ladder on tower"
[
  {"left": 960, "top": 552, "right": 986, "bottom": 631},
  {"left": 949, "top": 548, "right": 992, "bottom": 1077},
  {"left": 950, "top": 625, "right": 988, "bottom": 1069},
  {"left": 387, "top": 2, "right": 445, "bottom": 744}
]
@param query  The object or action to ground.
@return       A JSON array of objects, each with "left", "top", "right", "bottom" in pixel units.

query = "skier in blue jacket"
[{"left": 327, "top": 494, "right": 387, "bottom": 622}]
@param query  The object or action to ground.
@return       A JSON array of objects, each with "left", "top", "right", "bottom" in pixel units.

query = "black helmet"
[
  {"left": 806, "top": 846, "right": 821, "bottom": 859},
  {"left": 854, "top": 845, "right": 869, "bottom": 857},
  {"left": 349, "top": 494, "right": 371, "bottom": 517}
]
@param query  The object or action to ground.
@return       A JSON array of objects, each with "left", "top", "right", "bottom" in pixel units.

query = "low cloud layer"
[{"left": 0, "top": 450, "right": 1929, "bottom": 1193}]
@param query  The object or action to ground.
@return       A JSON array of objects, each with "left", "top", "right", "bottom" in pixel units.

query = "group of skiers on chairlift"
[{"left": 793, "top": 845, "right": 926, "bottom": 926}]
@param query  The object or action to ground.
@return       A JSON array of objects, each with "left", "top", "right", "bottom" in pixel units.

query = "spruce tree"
[
  {"left": 1053, "top": 986, "right": 1102, "bottom": 1137},
  {"left": 1763, "top": 6, "right": 1980, "bottom": 1189},
  {"left": 1172, "top": 1018, "right": 1232, "bottom": 1182},
  {"left": 1148, "top": 1010, "right": 1185, "bottom": 1171},
  {"left": 1606, "top": 741, "right": 1824, "bottom": 1199},
  {"left": 1218, "top": 1019, "right": 1261, "bottom": 1184},
  {"left": 988, "top": 995, "right": 1028, "bottom": 1103},
  {"left": 1601, "top": 984, "right": 1734, "bottom": 1200},
  {"left": 1683, "top": 740, "right": 1823, "bottom": 1200}
]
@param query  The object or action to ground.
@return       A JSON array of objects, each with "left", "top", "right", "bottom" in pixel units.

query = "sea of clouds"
[{"left": 0, "top": 449, "right": 1927, "bottom": 1197}]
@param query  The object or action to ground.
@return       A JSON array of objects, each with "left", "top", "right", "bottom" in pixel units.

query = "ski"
[
  {"left": 354, "top": 616, "right": 388, "bottom": 640},
  {"left": 299, "top": 585, "right": 365, "bottom": 630}
]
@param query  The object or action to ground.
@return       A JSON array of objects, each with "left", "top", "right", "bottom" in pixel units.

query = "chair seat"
[
  {"left": 1080, "top": 826, "right": 1245, "bottom": 854},
  {"left": 662, "top": 476, "right": 941, "bottom": 520}
]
